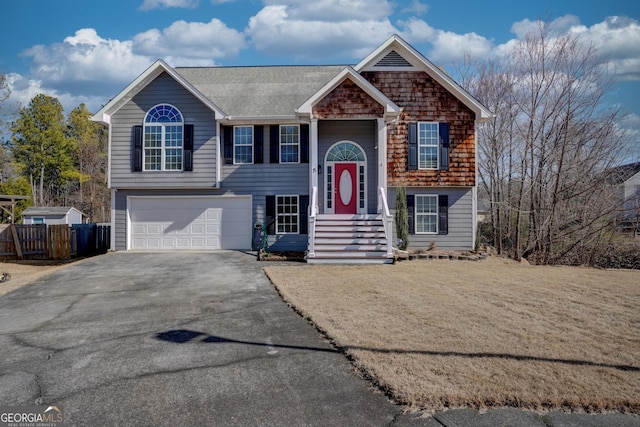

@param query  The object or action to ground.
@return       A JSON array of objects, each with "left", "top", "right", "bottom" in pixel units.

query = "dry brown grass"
[
  {"left": 264, "top": 257, "right": 640, "bottom": 414},
  {"left": 0, "top": 260, "right": 75, "bottom": 297}
]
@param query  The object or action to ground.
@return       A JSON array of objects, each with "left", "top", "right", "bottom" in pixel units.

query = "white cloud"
[
  {"left": 571, "top": 16, "right": 640, "bottom": 81},
  {"left": 504, "top": 15, "right": 640, "bottom": 82},
  {"left": 139, "top": 0, "right": 199, "bottom": 11},
  {"left": 5, "top": 73, "right": 105, "bottom": 115},
  {"left": 247, "top": 5, "right": 396, "bottom": 60},
  {"left": 133, "top": 18, "right": 245, "bottom": 60},
  {"left": 23, "top": 29, "right": 153, "bottom": 97},
  {"left": 263, "top": 0, "right": 393, "bottom": 22},
  {"left": 401, "top": 0, "right": 428, "bottom": 15},
  {"left": 399, "top": 18, "right": 492, "bottom": 63},
  {"left": 16, "top": 20, "right": 246, "bottom": 113}
]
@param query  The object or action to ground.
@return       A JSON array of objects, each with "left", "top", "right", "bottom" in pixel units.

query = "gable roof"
[
  {"left": 91, "top": 34, "right": 492, "bottom": 124},
  {"left": 357, "top": 34, "right": 493, "bottom": 122},
  {"left": 606, "top": 162, "right": 640, "bottom": 185},
  {"left": 92, "top": 59, "right": 225, "bottom": 124},
  {"left": 297, "top": 66, "right": 400, "bottom": 120},
  {"left": 175, "top": 65, "right": 345, "bottom": 121}
]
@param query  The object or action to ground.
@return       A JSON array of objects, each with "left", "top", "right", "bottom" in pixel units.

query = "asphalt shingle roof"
[{"left": 175, "top": 65, "right": 347, "bottom": 118}]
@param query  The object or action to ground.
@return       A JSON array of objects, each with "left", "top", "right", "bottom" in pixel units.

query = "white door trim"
[{"left": 324, "top": 141, "right": 367, "bottom": 215}]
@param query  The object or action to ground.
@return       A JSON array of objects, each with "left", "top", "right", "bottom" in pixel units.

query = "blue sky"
[{"left": 1, "top": 0, "right": 639, "bottom": 156}]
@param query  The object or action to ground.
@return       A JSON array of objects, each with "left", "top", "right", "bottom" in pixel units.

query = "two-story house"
[{"left": 92, "top": 35, "right": 492, "bottom": 263}]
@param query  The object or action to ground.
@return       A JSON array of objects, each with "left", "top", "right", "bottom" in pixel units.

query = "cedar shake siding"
[
  {"left": 362, "top": 71, "right": 476, "bottom": 187},
  {"left": 313, "top": 78, "right": 385, "bottom": 119},
  {"left": 110, "top": 72, "right": 218, "bottom": 189}
]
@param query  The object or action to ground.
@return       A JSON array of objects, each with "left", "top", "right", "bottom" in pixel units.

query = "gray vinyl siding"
[
  {"left": 220, "top": 125, "right": 308, "bottom": 250},
  {"left": 110, "top": 72, "right": 217, "bottom": 189},
  {"left": 388, "top": 187, "right": 475, "bottom": 250},
  {"left": 318, "top": 120, "right": 378, "bottom": 214}
]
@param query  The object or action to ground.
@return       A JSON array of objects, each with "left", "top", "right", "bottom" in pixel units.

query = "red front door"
[{"left": 335, "top": 163, "right": 357, "bottom": 214}]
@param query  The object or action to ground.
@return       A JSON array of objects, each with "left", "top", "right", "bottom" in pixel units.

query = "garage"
[{"left": 128, "top": 196, "right": 252, "bottom": 250}]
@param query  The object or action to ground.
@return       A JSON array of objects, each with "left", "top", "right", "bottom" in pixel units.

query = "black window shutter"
[
  {"left": 223, "top": 126, "right": 233, "bottom": 165},
  {"left": 438, "top": 195, "right": 449, "bottom": 235},
  {"left": 299, "top": 195, "right": 309, "bottom": 234},
  {"left": 265, "top": 195, "right": 276, "bottom": 235},
  {"left": 254, "top": 125, "right": 264, "bottom": 164},
  {"left": 270, "top": 125, "right": 279, "bottom": 163},
  {"left": 132, "top": 125, "right": 143, "bottom": 172},
  {"left": 184, "top": 124, "right": 194, "bottom": 171},
  {"left": 300, "top": 124, "right": 309, "bottom": 163},
  {"left": 408, "top": 122, "right": 417, "bottom": 170},
  {"left": 439, "top": 122, "right": 450, "bottom": 171},
  {"left": 406, "top": 194, "right": 415, "bottom": 235}
]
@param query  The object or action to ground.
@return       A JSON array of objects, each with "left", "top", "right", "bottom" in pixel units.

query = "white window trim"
[
  {"left": 143, "top": 104, "right": 184, "bottom": 172},
  {"left": 233, "top": 125, "right": 254, "bottom": 165},
  {"left": 276, "top": 194, "right": 299, "bottom": 235},
  {"left": 279, "top": 124, "right": 300, "bottom": 164},
  {"left": 415, "top": 194, "right": 438, "bottom": 234},
  {"left": 417, "top": 121, "right": 439, "bottom": 170}
]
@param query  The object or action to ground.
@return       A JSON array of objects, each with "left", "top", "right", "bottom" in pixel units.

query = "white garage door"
[{"left": 129, "top": 196, "right": 252, "bottom": 250}]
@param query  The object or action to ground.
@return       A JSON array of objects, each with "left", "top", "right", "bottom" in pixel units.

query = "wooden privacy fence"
[{"left": 0, "top": 224, "right": 110, "bottom": 260}]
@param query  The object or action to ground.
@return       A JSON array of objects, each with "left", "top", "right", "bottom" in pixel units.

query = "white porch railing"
[
  {"left": 379, "top": 187, "right": 394, "bottom": 258},
  {"left": 307, "top": 186, "right": 318, "bottom": 258}
]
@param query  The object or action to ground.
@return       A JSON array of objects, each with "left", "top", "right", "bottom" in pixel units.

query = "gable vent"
[{"left": 375, "top": 50, "right": 413, "bottom": 67}]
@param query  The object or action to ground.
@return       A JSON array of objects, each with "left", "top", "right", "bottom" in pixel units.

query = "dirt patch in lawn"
[
  {"left": 264, "top": 257, "right": 640, "bottom": 414},
  {"left": 0, "top": 260, "right": 78, "bottom": 297}
]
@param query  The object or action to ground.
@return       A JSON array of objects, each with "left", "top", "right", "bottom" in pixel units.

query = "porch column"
[
  {"left": 377, "top": 118, "right": 388, "bottom": 211},
  {"left": 310, "top": 118, "right": 319, "bottom": 197}
]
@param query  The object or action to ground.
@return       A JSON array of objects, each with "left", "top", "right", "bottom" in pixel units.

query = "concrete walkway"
[{"left": 0, "top": 251, "right": 637, "bottom": 426}]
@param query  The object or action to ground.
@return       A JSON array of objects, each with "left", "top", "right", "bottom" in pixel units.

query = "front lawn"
[{"left": 264, "top": 257, "right": 640, "bottom": 414}]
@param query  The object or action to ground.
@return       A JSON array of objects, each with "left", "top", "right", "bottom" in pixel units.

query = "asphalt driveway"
[{"left": 0, "top": 251, "right": 403, "bottom": 426}]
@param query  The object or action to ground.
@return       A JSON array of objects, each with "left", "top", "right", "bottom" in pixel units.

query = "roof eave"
[
  {"left": 356, "top": 34, "right": 494, "bottom": 122},
  {"left": 297, "top": 66, "right": 401, "bottom": 119},
  {"left": 91, "top": 60, "right": 227, "bottom": 124}
]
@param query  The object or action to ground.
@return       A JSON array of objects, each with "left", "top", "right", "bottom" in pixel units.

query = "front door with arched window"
[{"left": 324, "top": 141, "right": 367, "bottom": 215}]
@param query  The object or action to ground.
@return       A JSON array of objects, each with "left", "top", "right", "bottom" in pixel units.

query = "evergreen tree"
[{"left": 395, "top": 187, "right": 409, "bottom": 250}]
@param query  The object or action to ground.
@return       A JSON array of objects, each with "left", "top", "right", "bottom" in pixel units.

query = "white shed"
[{"left": 22, "top": 207, "right": 85, "bottom": 225}]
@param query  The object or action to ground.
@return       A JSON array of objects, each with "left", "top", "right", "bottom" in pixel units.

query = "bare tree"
[{"left": 462, "top": 21, "right": 627, "bottom": 264}]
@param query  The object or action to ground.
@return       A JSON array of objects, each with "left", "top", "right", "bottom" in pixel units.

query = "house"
[
  {"left": 608, "top": 162, "right": 640, "bottom": 232},
  {"left": 22, "top": 207, "right": 85, "bottom": 225},
  {"left": 92, "top": 35, "right": 492, "bottom": 263}
]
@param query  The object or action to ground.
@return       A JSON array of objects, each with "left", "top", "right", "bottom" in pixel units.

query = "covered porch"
[{"left": 296, "top": 68, "right": 400, "bottom": 263}]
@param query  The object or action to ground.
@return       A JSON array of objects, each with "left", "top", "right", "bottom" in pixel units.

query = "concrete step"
[
  {"left": 316, "top": 214, "right": 382, "bottom": 221},
  {"left": 314, "top": 244, "right": 386, "bottom": 251},
  {"left": 315, "top": 238, "right": 387, "bottom": 245},
  {"left": 307, "top": 257, "right": 393, "bottom": 265},
  {"left": 315, "top": 231, "right": 385, "bottom": 239},
  {"left": 314, "top": 226, "right": 385, "bottom": 233}
]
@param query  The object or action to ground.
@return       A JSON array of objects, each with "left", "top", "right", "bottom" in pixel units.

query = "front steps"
[{"left": 307, "top": 214, "right": 393, "bottom": 264}]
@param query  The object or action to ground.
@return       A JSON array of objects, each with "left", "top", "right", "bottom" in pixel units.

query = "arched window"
[
  {"left": 326, "top": 142, "right": 366, "bottom": 162},
  {"left": 143, "top": 104, "right": 184, "bottom": 171}
]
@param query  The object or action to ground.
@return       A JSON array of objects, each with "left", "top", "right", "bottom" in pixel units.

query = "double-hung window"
[
  {"left": 276, "top": 195, "right": 299, "bottom": 234},
  {"left": 143, "top": 104, "right": 183, "bottom": 171},
  {"left": 234, "top": 126, "right": 253, "bottom": 164},
  {"left": 280, "top": 125, "right": 299, "bottom": 163},
  {"left": 415, "top": 195, "right": 438, "bottom": 233},
  {"left": 418, "top": 122, "right": 439, "bottom": 169}
]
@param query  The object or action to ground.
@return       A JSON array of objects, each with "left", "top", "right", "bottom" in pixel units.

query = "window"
[
  {"left": 276, "top": 195, "right": 299, "bottom": 234},
  {"left": 143, "top": 104, "right": 183, "bottom": 171},
  {"left": 234, "top": 126, "right": 253, "bottom": 164},
  {"left": 32, "top": 217, "right": 44, "bottom": 225},
  {"left": 280, "top": 125, "right": 299, "bottom": 163},
  {"left": 418, "top": 122, "right": 439, "bottom": 169},
  {"left": 415, "top": 195, "right": 438, "bottom": 233}
]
